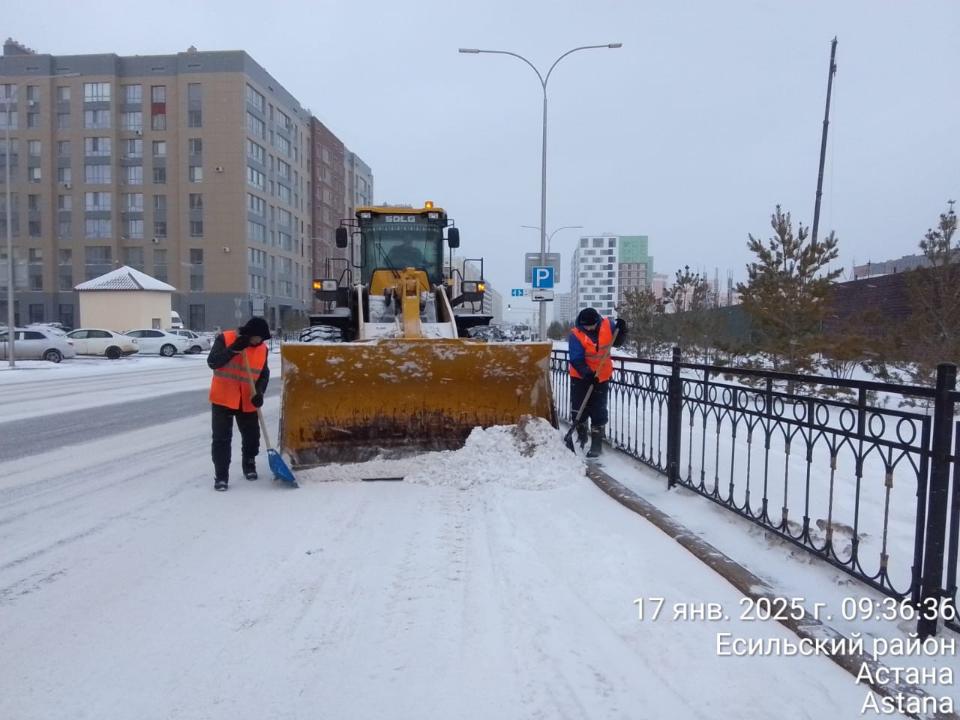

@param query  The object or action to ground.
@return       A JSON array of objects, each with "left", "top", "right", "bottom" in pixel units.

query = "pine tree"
[
  {"left": 736, "top": 206, "right": 841, "bottom": 374},
  {"left": 666, "top": 266, "right": 711, "bottom": 359},
  {"left": 896, "top": 201, "right": 959, "bottom": 385},
  {"left": 617, "top": 288, "right": 662, "bottom": 358},
  {"left": 546, "top": 320, "right": 568, "bottom": 341}
]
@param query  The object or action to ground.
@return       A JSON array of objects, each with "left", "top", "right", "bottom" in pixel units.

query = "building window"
[
  {"left": 153, "top": 249, "right": 168, "bottom": 282},
  {"left": 84, "top": 164, "right": 111, "bottom": 184},
  {"left": 152, "top": 140, "right": 166, "bottom": 157},
  {"left": 84, "top": 218, "right": 111, "bottom": 239},
  {"left": 57, "top": 112, "right": 70, "bottom": 129},
  {"left": 122, "top": 246, "right": 144, "bottom": 269},
  {"left": 27, "top": 113, "right": 39, "bottom": 128},
  {"left": 153, "top": 194, "right": 167, "bottom": 212},
  {"left": 28, "top": 140, "right": 41, "bottom": 156},
  {"left": 246, "top": 166, "right": 265, "bottom": 190},
  {"left": 84, "top": 191, "right": 111, "bottom": 211},
  {"left": 29, "top": 220, "right": 41, "bottom": 237},
  {"left": 188, "top": 110, "right": 202, "bottom": 128},
  {"left": 246, "top": 140, "right": 265, "bottom": 163},
  {"left": 190, "top": 220, "right": 203, "bottom": 237},
  {"left": 246, "top": 84, "right": 265, "bottom": 112},
  {"left": 189, "top": 248, "right": 204, "bottom": 291},
  {"left": 57, "top": 86, "right": 71, "bottom": 102},
  {"left": 151, "top": 113, "right": 167, "bottom": 131},
  {"left": 150, "top": 85, "right": 166, "bottom": 103},
  {"left": 125, "top": 165, "right": 143, "bottom": 185},
  {"left": 124, "top": 138, "right": 143, "bottom": 158},
  {"left": 84, "top": 137, "right": 111, "bottom": 157},
  {"left": 120, "top": 112, "right": 142, "bottom": 131},
  {"left": 123, "top": 84, "right": 142, "bottom": 104},
  {"left": 125, "top": 219, "right": 144, "bottom": 240},
  {"left": 28, "top": 167, "right": 41, "bottom": 183},
  {"left": 188, "top": 165, "right": 203, "bottom": 183},
  {"left": 58, "top": 219, "right": 72, "bottom": 239},
  {"left": 188, "top": 138, "right": 203, "bottom": 156},
  {"left": 189, "top": 193, "right": 203, "bottom": 210},
  {"left": 57, "top": 140, "right": 71, "bottom": 156},
  {"left": 58, "top": 250, "right": 73, "bottom": 291},
  {"left": 152, "top": 167, "right": 167, "bottom": 184},
  {"left": 247, "top": 220, "right": 266, "bottom": 244},
  {"left": 83, "top": 83, "right": 111, "bottom": 102},
  {"left": 276, "top": 135, "right": 291, "bottom": 157},
  {"left": 58, "top": 304, "right": 74, "bottom": 328},
  {"left": 247, "top": 193, "right": 266, "bottom": 216},
  {"left": 153, "top": 220, "right": 167, "bottom": 238},
  {"left": 83, "top": 110, "right": 111, "bottom": 129},
  {"left": 58, "top": 194, "right": 72, "bottom": 211},
  {"left": 246, "top": 112, "right": 265, "bottom": 139},
  {"left": 189, "top": 304, "right": 205, "bottom": 330},
  {"left": 123, "top": 193, "right": 144, "bottom": 211},
  {"left": 84, "top": 245, "right": 113, "bottom": 280}
]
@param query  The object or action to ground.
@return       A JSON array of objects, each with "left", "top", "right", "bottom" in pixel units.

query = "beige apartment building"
[{"left": 0, "top": 39, "right": 313, "bottom": 331}]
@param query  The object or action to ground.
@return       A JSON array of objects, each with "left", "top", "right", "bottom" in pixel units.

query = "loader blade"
[{"left": 280, "top": 339, "right": 555, "bottom": 467}]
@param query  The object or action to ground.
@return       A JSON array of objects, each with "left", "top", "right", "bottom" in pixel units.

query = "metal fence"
[{"left": 551, "top": 349, "right": 959, "bottom": 637}]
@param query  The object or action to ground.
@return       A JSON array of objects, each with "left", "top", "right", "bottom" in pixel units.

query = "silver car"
[{"left": 0, "top": 326, "right": 77, "bottom": 363}]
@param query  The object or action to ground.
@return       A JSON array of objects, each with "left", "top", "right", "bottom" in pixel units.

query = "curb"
[{"left": 586, "top": 465, "right": 958, "bottom": 720}]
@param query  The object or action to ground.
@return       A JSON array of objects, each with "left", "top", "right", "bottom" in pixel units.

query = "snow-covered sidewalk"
[{"left": 0, "top": 373, "right": 888, "bottom": 719}]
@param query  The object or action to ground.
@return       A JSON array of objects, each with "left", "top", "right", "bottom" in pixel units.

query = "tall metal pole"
[
  {"left": 539, "top": 91, "right": 548, "bottom": 340},
  {"left": 459, "top": 44, "right": 621, "bottom": 341},
  {"left": 4, "top": 90, "right": 15, "bottom": 367},
  {"left": 811, "top": 37, "right": 837, "bottom": 245}
]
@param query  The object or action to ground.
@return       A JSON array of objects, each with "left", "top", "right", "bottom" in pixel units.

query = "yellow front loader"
[{"left": 280, "top": 203, "right": 555, "bottom": 466}]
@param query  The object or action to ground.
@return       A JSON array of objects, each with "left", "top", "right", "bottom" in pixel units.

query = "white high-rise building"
[{"left": 572, "top": 235, "right": 620, "bottom": 318}]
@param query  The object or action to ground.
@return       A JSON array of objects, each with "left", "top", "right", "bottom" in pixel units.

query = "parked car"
[
  {"left": 67, "top": 328, "right": 140, "bottom": 359},
  {"left": 123, "top": 329, "right": 192, "bottom": 357},
  {"left": 0, "top": 326, "right": 77, "bottom": 363},
  {"left": 168, "top": 329, "right": 212, "bottom": 354}
]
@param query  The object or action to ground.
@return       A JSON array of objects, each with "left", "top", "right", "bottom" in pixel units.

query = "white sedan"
[
  {"left": 67, "top": 329, "right": 140, "bottom": 359},
  {"left": 168, "top": 329, "right": 213, "bottom": 354},
  {"left": 123, "top": 329, "right": 192, "bottom": 357},
  {"left": 0, "top": 326, "right": 77, "bottom": 363}
]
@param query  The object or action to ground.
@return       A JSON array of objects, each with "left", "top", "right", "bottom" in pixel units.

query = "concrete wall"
[{"left": 79, "top": 290, "right": 171, "bottom": 331}]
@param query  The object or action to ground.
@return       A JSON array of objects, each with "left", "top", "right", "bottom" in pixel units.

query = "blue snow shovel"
[{"left": 243, "top": 353, "right": 298, "bottom": 487}]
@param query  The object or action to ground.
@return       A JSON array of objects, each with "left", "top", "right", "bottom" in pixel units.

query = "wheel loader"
[{"left": 280, "top": 202, "right": 555, "bottom": 466}]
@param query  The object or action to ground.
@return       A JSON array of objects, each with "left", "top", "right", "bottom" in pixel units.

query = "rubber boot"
[
  {"left": 586, "top": 427, "right": 604, "bottom": 458},
  {"left": 576, "top": 423, "right": 589, "bottom": 449},
  {"left": 242, "top": 458, "right": 258, "bottom": 481},
  {"left": 214, "top": 478, "right": 228, "bottom": 491}
]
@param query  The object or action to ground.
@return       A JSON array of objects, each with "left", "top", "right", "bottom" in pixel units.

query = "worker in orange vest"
[
  {"left": 568, "top": 308, "right": 627, "bottom": 457},
  {"left": 207, "top": 316, "right": 271, "bottom": 491}
]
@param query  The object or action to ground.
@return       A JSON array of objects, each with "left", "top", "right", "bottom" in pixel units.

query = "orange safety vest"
[
  {"left": 569, "top": 317, "right": 614, "bottom": 382},
  {"left": 209, "top": 330, "right": 268, "bottom": 412}
]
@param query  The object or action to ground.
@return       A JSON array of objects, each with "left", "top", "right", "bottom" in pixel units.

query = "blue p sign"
[{"left": 531, "top": 266, "right": 554, "bottom": 289}]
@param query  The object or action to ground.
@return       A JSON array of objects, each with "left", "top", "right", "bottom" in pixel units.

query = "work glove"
[
  {"left": 582, "top": 370, "right": 597, "bottom": 385},
  {"left": 251, "top": 393, "right": 264, "bottom": 408},
  {"left": 614, "top": 318, "right": 628, "bottom": 335},
  {"left": 591, "top": 375, "right": 603, "bottom": 386},
  {"left": 229, "top": 335, "right": 250, "bottom": 352}
]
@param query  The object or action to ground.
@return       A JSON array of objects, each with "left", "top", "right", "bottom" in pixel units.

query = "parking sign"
[{"left": 531, "top": 266, "right": 554, "bottom": 289}]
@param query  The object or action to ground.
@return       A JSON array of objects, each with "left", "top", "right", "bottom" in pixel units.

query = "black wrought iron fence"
[{"left": 550, "top": 349, "right": 959, "bottom": 637}]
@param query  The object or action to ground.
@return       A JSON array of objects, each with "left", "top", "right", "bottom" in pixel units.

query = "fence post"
[
  {"left": 918, "top": 362, "right": 957, "bottom": 638},
  {"left": 667, "top": 346, "right": 682, "bottom": 489}
]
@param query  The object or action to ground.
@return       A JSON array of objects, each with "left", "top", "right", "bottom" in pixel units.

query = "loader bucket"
[{"left": 280, "top": 339, "right": 555, "bottom": 467}]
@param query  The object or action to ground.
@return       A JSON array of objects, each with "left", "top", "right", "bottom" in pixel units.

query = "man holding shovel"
[
  {"left": 568, "top": 308, "right": 627, "bottom": 458},
  {"left": 207, "top": 317, "right": 271, "bottom": 491}
]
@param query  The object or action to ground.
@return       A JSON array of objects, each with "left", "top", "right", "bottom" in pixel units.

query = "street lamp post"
[{"left": 459, "top": 44, "right": 621, "bottom": 341}]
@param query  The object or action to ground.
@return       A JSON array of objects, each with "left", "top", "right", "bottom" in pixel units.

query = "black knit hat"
[
  {"left": 239, "top": 316, "right": 271, "bottom": 339},
  {"left": 577, "top": 308, "right": 601, "bottom": 327}
]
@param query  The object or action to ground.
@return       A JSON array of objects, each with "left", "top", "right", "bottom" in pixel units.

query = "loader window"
[{"left": 362, "top": 223, "right": 443, "bottom": 283}]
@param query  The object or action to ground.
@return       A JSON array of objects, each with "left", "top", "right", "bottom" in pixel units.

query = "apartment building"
[
  {"left": 309, "top": 117, "right": 347, "bottom": 284},
  {"left": 0, "top": 39, "right": 313, "bottom": 330},
  {"left": 571, "top": 234, "right": 653, "bottom": 319}
]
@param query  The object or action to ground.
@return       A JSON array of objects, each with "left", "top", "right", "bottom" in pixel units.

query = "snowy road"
[{"left": 0, "top": 362, "right": 892, "bottom": 719}]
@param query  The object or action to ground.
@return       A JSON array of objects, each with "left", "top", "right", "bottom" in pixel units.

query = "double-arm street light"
[
  {"left": 459, "top": 43, "right": 621, "bottom": 341},
  {"left": 521, "top": 224, "right": 583, "bottom": 255}
]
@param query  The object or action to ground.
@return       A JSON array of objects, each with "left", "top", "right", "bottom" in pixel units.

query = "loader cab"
[{"left": 356, "top": 206, "right": 449, "bottom": 286}]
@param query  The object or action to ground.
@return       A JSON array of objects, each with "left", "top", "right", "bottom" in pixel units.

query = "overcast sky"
[{"left": 8, "top": 0, "right": 959, "bottom": 319}]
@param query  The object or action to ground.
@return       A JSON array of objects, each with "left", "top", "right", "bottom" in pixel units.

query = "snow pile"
[{"left": 299, "top": 417, "right": 584, "bottom": 490}]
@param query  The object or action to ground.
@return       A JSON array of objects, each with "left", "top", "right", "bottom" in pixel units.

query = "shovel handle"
[{"left": 241, "top": 352, "right": 274, "bottom": 450}]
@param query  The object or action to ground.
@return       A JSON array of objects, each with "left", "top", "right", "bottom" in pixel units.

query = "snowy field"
[{"left": 0, "top": 359, "right": 912, "bottom": 719}]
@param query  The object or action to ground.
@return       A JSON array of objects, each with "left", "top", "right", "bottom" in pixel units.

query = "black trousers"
[
  {"left": 211, "top": 403, "right": 260, "bottom": 480},
  {"left": 570, "top": 378, "right": 609, "bottom": 427}
]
